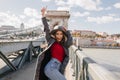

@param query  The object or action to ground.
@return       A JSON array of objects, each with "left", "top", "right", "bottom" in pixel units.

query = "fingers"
[
  {"left": 41, "top": 7, "right": 46, "bottom": 13},
  {"left": 63, "top": 27, "right": 67, "bottom": 31},
  {"left": 41, "top": 6, "right": 47, "bottom": 12},
  {"left": 41, "top": 7, "right": 47, "bottom": 17}
]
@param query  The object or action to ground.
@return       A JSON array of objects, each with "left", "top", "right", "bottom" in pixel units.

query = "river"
[{"left": 82, "top": 48, "right": 120, "bottom": 78}]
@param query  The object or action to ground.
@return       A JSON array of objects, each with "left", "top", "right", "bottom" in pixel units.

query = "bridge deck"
[
  {"left": 1, "top": 59, "right": 37, "bottom": 80},
  {"left": 1, "top": 59, "right": 74, "bottom": 80}
]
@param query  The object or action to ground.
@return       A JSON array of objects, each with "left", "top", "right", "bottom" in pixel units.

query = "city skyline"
[{"left": 0, "top": 0, "right": 120, "bottom": 34}]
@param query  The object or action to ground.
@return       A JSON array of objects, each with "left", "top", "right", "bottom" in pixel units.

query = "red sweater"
[{"left": 50, "top": 42, "right": 65, "bottom": 62}]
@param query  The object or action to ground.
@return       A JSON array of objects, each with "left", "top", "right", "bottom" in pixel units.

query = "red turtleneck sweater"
[{"left": 50, "top": 42, "right": 65, "bottom": 62}]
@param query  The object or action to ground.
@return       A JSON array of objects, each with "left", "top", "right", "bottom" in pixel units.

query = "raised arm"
[
  {"left": 62, "top": 27, "right": 73, "bottom": 48},
  {"left": 41, "top": 7, "right": 51, "bottom": 42},
  {"left": 65, "top": 30, "right": 73, "bottom": 48}
]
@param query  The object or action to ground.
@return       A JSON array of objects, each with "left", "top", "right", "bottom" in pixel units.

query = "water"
[{"left": 82, "top": 48, "right": 120, "bottom": 78}]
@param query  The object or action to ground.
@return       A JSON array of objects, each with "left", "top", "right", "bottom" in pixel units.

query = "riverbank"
[{"left": 81, "top": 46, "right": 120, "bottom": 49}]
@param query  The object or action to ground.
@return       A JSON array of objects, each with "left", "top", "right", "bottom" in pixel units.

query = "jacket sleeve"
[
  {"left": 42, "top": 17, "right": 51, "bottom": 42},
  {"left": 65, "top": 30, "right": 73, "bottom": 48}
]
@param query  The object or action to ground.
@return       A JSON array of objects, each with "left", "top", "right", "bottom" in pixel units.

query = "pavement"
[
  {"left": 1, "top": 59, "right": 37, "bottom": 80},
  {"left": 1, "top": 59, "right": 74, "bottom": 80}
]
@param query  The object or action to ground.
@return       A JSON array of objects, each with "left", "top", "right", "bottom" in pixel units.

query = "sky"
[{"left": 0, "top": 0, "right": 120, "bottom": 34}]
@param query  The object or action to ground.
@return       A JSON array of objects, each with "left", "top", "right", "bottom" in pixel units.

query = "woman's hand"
[
  {"left": 63, "top": 27, "right": 67, "bottom": 32},
  {"left": 41, "top": 7, "right": 47, "bottom": 17}
]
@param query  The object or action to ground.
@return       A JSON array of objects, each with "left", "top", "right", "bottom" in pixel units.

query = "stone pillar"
[{"left": 45, "top": 10, "right": 70, "bottom": 30}]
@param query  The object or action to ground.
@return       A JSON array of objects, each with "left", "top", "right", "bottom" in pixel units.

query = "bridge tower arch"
[{"left": 45, "top": 10, "right": 70, "bottom": 30}]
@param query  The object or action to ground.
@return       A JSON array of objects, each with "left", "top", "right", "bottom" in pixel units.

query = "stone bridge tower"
[{"left": 45, "top": 10, "right": 70, "bottom": 30}]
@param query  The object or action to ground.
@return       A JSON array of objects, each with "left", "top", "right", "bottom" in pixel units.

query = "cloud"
[
  {"left": 114, "top": 3, "right": 120, "bottom": 8},
  {"left": 57, "top": 6, "right": 71, "bottom": 11},
  {"left": 0, "top": 12, "right": 21, "bottom": 28},
  {"left": 55, "top": 0, "right": 103, "bottom": 11},
  {"left": 19, "top": 15, "right": 26, "bottom": 19},
  {"left": 70, "top": 20, "right": 75, "bottom": 23},
  {"left": 42, "top": 0, "right": 51, "bottom": 2},
  {"left": 56, "top": 0, "right": 67, "bottom": 6},
  {"left": 24, "top": 8, "right": 40, "bottom": 18},
  {"left": 72, "top": 12, "right": 90, "bottom": 17},
  {"left": 108, "top": 14, "right": 116, "bottom": 17},
  {"left": 67, "top": 0, "right": 103, "bottom": 11},
  {"left": 105, "top": 7, "right": 111, "bottom": 10},
  {"left": 25, "top": 18, "right": 41, "bottom": 28},
  {"left": 87, "top": 15, "right": 120, "bottom": 24},
  {"left": 55, "top": 0, "right": 72, "bottom": 11},
  {"left": 0, "top": 8, "right": 42, "bottom": 28},
  {"left": 115, "top": 18, "right": 120, "bottom": 21}
]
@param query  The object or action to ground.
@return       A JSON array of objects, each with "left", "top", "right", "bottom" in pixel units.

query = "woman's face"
[{"left": 55, "top": 30, "right": 64, "bottom": 42}]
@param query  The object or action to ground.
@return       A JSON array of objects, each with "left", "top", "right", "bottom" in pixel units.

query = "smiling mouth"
[{"left": 57, "top": 38, "right": 61, "bottom": 41}]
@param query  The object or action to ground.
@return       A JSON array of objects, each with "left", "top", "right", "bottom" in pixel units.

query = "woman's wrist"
[{"left": 42, "top": 14, "right": 45, "bottom": 17}]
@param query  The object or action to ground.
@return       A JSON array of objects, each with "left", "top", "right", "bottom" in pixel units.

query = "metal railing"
[
  {"left": 0, "top": 39, "right": 45, "bottom": 78},
  {"left": 69, "top": 45, "right": 119, "bottom": 80}
]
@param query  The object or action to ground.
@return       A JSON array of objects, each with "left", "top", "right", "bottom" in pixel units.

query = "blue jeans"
[{"left": 44, "top": 58, "right": 66, "bottom": 80}]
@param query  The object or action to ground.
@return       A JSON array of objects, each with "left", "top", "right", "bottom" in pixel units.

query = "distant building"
[
  {"left": 97, "top": 32, "right": 108, "bottom": 37},
  {"left": 0, "top": 25, "right": 17, "bottom": 31},
  {"left": 71, "top": 30, "right": 96, "bottom": 37},
  {"left": 80, "top": 30, "right": 96, "bottom": 37},
  {"left": 20, "top": 23, "right": 25, "bottom": 30},
  {"left": 116, "top": 39, "right": 120, "bottom": 43},
  {"left": 95, "top": 39, "right": 117, "bottom": 46},
  {"left": 111, "top": 34, "right": 120, "bottom": 40}
]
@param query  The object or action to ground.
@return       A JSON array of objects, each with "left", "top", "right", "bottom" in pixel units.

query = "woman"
[{"left": 34, "top": 7, "right": 73, "bottom": 80}]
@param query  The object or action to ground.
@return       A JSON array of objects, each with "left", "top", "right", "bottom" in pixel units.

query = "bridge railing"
[
  {"left": 69, "top": 45, "right": 119, "bottom": 80},
  {"left": 0, "top": 38, "right": 45, "bottom": 77}
]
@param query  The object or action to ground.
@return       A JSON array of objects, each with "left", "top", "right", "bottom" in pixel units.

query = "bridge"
[
  {"left": 0, "top": 11, "right": 120, "bottom": 80},
  {"left": 0, "top": 25, "right": 43, "bottom": 40},
  {"left": 0, "top": 35, "right": 119, "bottom": 80}
]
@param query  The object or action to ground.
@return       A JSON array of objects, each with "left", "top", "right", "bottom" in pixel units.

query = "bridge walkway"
[{"left": 1, "top": 59, "right": 74, "bottom": 80}]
